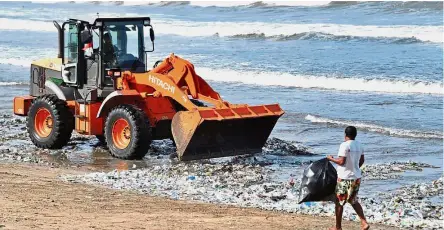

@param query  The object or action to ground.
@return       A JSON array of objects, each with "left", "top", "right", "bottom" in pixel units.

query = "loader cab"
[
  {"left": 57, "top": 17, "right": 154, "bottom": 97},
  {"left": 93, "top": 17, "right": 154, "bottom": 90},
  {"left": 101, "top": 21, "right": 145, "bottom": 72}
]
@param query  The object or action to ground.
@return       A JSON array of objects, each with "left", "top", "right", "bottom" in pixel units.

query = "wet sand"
[{"left": 0, "top": 163, "right": 396, "bottom": 230}]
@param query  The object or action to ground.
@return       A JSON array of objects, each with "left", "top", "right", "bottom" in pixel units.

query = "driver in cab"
[{"left": 103, "top": 32, "right": 116, "bottom": 66}]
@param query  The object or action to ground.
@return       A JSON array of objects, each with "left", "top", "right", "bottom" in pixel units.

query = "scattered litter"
[{"left": 62, "top": 162, "right": 443, "bottom": 229}]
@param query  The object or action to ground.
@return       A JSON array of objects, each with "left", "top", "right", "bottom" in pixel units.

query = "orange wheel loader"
[{"left": 13, "top": 17, "right": 284, "bottom": 161}]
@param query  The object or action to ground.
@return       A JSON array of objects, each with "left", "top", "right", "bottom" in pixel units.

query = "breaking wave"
[
  {"left": 84, "top": 1, "right": 443, "bottom": 11},
  {"left": 325, "top": 1, "right": 359, "bottom": 8},
  {"left": 228, "top": 32, "right": 424, "bottom": 44},
  {"left": 0, "top": 56, "right": 441, "bottom": 95},
  {"left": 0, "top": 58, "right": 31, "bottom": 67},
  {"left": 147, "top": 21, "right": 444, "bottom": 44},
  {"left": 379, "top": 1, "right": 443, "bottom": 11},
  {"left": 124, "top": 1, "right": 442, "bottom": 10},
  {"left": 305, "top": 114, "right": 443, "bottom": 139},
  {"left": 189, "top": 1, "right": 330, "bottom": 7},
  {"left": 0, "top": 82, "right": 27, "bottom": 86},
  {"left": 0, "top": 17, "right": 441, "bottom": 44},
  {"left": 0, "top": 18, "right": 55, "bottom": 32},
  {"left": 197, "top": 67, "right": 443, "bottom": 95},
  {"left": 119, "top": 1, "right": 331, "bottom": 7},
  {"left": 157, "top": 1, "right": 191, "bottom": 7}
]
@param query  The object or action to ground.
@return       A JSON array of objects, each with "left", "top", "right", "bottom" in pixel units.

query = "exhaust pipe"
[{"left": 53, "top": 21, "right": 63, "bottom": 59}]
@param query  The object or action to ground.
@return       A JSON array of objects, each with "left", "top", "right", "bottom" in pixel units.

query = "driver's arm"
[{"left": 103, "top": 43, "right": 116, "bottom": 64}]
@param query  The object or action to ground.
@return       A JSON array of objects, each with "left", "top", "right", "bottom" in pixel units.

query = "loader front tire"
[
  {"left": 105, "top": 104, "right": 152, "bottom": 159},
  {"left": 27, "top": 95, "right": 74, "bottom": 149}
]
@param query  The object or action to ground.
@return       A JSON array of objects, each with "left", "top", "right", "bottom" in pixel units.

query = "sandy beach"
[{"left": 0, "top": 163, "right": 399, "bottom": 230}]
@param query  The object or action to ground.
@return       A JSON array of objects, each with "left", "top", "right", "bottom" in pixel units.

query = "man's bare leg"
[
  {"left": 351, "top": 201, "right": 369, "bottom": 230},
  {"left": 329, "top": 200, "right": 343, "bottom": 230}
]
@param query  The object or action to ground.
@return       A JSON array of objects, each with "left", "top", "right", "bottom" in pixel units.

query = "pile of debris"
[
  {"left": 61, "top": 161, "right": 442, "bottom": 229},
  {"left": 361, "top": 161, "right": 439, "bottom": 180}
]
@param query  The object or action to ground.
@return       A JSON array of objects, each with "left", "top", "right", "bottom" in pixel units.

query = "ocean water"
[{"left": 0, "top": 1, "right": 442, "bottom": 192}]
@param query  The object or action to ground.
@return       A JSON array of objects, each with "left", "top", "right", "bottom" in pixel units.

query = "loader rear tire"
[
  {"left": 104, "top": 104, "right": 152, "bottom": 159},
  {"left": 27, "top": 95, "right": 74, "bottom": 149}
]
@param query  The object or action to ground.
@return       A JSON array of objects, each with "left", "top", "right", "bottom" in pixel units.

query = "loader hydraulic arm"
[
  {"left": 150, "top": 54, "right": 228, "bottom": 108},
  {"left": 128, "top": 72, "right": 198, "bottom": 111}
]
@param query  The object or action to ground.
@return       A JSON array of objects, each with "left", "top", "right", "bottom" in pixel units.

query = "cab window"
[
  {"left": 102, "top": 21, "right": 145, "bottom": 72},
  {"left": 64, "top": 23, "right": 78, "bottom": 64}
]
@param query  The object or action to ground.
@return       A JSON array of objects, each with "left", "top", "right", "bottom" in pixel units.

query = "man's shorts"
[{"left": 335, "top": 178, "right": 361, "bottom": 206}]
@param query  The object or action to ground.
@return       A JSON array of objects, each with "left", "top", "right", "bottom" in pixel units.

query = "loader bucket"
[{"left": 171, "top": 104, "right": 284, "bottom": 161}]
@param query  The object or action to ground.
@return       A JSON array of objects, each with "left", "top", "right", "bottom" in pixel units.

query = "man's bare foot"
[
  {"left": 328, "top": 227, "right": 342, "bottom": 230},
  {"left": 361, "top": 222, "right": 370, "bottom": 230}
]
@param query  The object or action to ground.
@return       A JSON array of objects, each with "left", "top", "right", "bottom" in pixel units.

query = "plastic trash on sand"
[{"left": 298, "top": 158, "right": 337, "bottom": 204}]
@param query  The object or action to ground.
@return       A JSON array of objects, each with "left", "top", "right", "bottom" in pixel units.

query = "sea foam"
[
  {"left": 305, "top": 114, "right": 443, "bottom": 139},
  {"left": 196, "top": 67, "right": 443, "bottom": 95},
  {"left": 0, "top": 57, "right": 441, "bottom": 95}
]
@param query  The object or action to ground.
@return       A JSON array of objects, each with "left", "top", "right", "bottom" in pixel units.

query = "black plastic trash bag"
[{"left": 298, "top": 158, "right": 337, "bottom": 204}]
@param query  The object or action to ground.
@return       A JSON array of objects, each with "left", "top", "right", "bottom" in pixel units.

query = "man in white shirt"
[{"left": 327, "top": 126, "right": 369, "bottom": 230}]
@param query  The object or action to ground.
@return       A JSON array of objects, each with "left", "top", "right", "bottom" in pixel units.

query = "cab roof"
[{"left": 93, "top": 17, "right": 151, "bottom": 26}]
